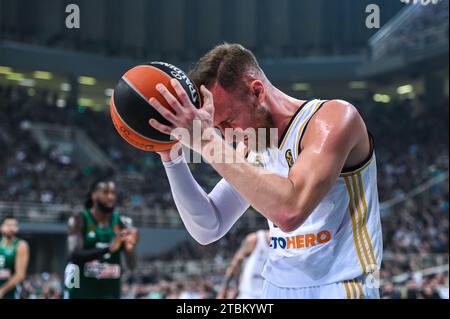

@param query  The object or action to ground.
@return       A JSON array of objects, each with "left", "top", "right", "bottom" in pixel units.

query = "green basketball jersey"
[
  {"left": 67, "top": 210, "right": 122, "bottom": 299},
  {"left": 0, "top": 238, "right": 20, "bottom": 299}
]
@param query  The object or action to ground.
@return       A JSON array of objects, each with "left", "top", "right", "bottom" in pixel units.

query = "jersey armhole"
[{"left": 341, "top": 131, "right": 375, "bottom": 175}]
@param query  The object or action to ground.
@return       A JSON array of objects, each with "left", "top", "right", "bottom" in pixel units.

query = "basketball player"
[
  {"left": 65, "top": 179, "right": 139, "bottom": 299},
  {"left": 149, "top": 43, "right": 383, "bottom": 299},
  {"left": 0, "top": 215, "right": 29, "bottom": 299},
  {"left": 217, "top": 230, "right": 269, "bottom": 299}
]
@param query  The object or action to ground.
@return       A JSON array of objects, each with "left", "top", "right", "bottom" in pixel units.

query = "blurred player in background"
[
  {"left": 0, "top": 216, "right": 29, "bottom": 299},
  {"left": 64, "top": 179, "right": 139, "bottom": 299},
  {"left": 217, "top": 230, "right": 269, "bottom": 299}
]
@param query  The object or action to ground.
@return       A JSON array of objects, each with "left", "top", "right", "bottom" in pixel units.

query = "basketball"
[{"left": 110, "top": 62, "right": 201, "bottom": 152}]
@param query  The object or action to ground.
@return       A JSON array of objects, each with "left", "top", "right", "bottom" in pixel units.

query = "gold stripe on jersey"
[
  {"left": 279, "top": 101, "right": 313, "bottom": 150},
  {"left": 344, "top": 177, "right": 367, "bottom": 274},
  {"left": 357, "top": 173, "right": 378, "bottom": 271},
  {"left": 349, "top": 280, "right": 357, "bottom": 299},
  {"left": 344, "top": 281, "right": 351, "bottom": 299},
  {"left": 351, "top": 175, "right": 372, "bottom": 272},
  {"left": 355, "top": 278, "right": 364, "bottom": 299},
  {"left": 294, "top": 100, "right": 327, "bottom": 156}
]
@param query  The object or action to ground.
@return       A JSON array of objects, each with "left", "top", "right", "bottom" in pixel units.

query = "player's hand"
[
  {"left": 124, "top": 227, "right": 139, "bottom": 252},
  {"left": 216, "top": 288, "right": 227, "bottom": 299},
  {"left": 149, "top": 79, "right": 218, "bottom": 153},
  {"left": 158, "top": 144, "right": 183, "bottom": 162},
  {"left": 229, "top": 288, "right": 239, "bottom": 299},
  {"left": 109, "top": 231, "right": 125, "bottom": 253}
]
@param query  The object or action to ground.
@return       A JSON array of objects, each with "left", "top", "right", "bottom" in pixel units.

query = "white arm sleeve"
[{"left": 163, "top": 155, "right": 250, "bottom": 245}]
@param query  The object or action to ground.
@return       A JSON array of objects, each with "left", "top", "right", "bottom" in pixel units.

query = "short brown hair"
[{"left": 189, "top": 43, "right": 262, "bottom": 92}]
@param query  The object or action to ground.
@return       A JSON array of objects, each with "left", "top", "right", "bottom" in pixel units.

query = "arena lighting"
[
  {"left": 104, "top": 88, "right": 114, "bottom": 97},
  {"left": 78, "top": 98, "right": 95, "bottom": 107},
  {"left": 78, "top": 76, "right": 97, "bottom": 85},
  {"left": 56, "top": 99, "right": 67, "bottom": 108},
  {"left": 349, "top": 81, "right": 367, "bottom": 89},
  {"left": 373, "top": 93, "right": 391, "bottom": 103},
  {"left": 60, "top": 83, "right": 71, "bottom": 92},
  {"left": 33, "top": 71, "right": 53, "bottom": 80},
  {"left": 0, "top": 66, "right": 13, "bottom": 74},
  {"left": 27, "top": 88, "right": 35, "bottom": 96},
  {"left": 291, "top": 83, "right": 311, "bottom": 91},
  {"left": 397, "top": 84, "right": 414, "bottom": 95},
  {"left": 19, "top": 79, "right": 36, "bottom": 87},
  {"left": 6, "top": 73, "right": 24, "bottom": 81}
]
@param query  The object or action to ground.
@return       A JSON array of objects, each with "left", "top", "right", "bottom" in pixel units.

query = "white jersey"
[
  {"left": 247, "top": 99, "right": 383, "bottom": 288},
  {"left": 238, "top": 230, "right": 269, "bottom": 299}
]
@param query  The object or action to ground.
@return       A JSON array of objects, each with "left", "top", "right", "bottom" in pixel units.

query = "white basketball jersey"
[
  {"left": 247, "top": 99, "right": 383, "bottom": 288},
  {"left": 238, "top": 230, "right": 269, "bottom": 298}
]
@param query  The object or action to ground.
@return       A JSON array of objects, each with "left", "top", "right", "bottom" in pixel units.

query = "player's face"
[
  {"left": 1, "top": 219, "right": 18, "bottom": 239},
  {"left": 93, "top": 182, "right": 117, "bottom": 213},
  {"left": 211, "top": 84, "right": 275, "bottom": 151}
]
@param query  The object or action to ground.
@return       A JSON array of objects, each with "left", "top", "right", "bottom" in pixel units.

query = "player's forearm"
[
  {"left": 223, "top": 261, "right": 239, "bottom": 287},
  {"left": 163, "top": 155, "right": 223, "bottom": 244},
  {"left": 202, "top": 134, "right": 315, "bottom": 231},
  {"left": 70, "top": 247, "right": 110, "bottom": 265},
  {"left": 0, "top": 273, "right": 25, "bottom": 293},
  {"left": 221, "top": 263, "right": 239, "bottom": 294},
  {"left": 163, "top": 155, "right": 249, "bottom": 245},
  {"left": 124, "top": 249, "right": 137, "bottom": 270}
]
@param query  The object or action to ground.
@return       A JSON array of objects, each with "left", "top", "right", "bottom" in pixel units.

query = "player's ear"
[{"left": 250, "top": 80, "right": 265, "bottom": 105}]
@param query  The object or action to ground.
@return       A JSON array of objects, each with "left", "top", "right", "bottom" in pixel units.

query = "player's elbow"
[
  {"left": 183, "top": 215, "right": 226, "bottom": 245},
  {"left": 14, "top": 271, "right": 26, "bottom": 283},
  {"left": 274, "top": 203, "right": 308, "bottom": 233},
  {"left": 189, "top": 230, "right": 222, "bottom": 246},
  {"left": 276, "top": 213, "right": 306, "bottom": 233},
  {"left": 193, "top": 235, "right": 218, "bottom": 246}
]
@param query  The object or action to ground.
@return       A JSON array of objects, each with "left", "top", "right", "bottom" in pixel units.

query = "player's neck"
[
  {"left": 0, "top": 236, "right": 16, "bottom": 246},
  {"left": 91, "top": 208, "right": 112, "bottom": 224},
  {"left": 266, "top": 86, "right": 305, "bottom": 142}
]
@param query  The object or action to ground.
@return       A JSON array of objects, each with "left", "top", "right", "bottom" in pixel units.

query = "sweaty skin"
[{"left": 150, "top": 78, "right": 371, "bottom": 232}]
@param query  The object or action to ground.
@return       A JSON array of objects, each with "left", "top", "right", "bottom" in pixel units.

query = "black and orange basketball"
[{"left": 110, "top": 62, "right": 201, "bottom": 152}]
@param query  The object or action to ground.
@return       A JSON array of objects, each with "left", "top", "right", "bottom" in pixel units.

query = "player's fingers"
[
  {"left": 156, "top": 83, "right": 183, "bottom": 113},
  {"left": 149, "top": 118, "right": 174, "bottom": 136},
  {"left": 149, "top": 97, "right": 178, "bottom": 125},
  {"left": 170, "top": 78, "right": 195, "bottom": 112}
]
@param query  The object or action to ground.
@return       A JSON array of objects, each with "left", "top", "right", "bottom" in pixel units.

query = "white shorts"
[
  {"left": 237, "top": 291, "right": 263, "bottom": 299},
  {"left": 262, "top": 275, "right": 380, "bottom": 299}
]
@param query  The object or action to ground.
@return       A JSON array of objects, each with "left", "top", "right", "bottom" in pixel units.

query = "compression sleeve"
[
  {"left": 70, "top": 247, "right": 110, "bottom": 265},
  {"left": 163, "top": 155, "right": 250, "bottom": 245}
]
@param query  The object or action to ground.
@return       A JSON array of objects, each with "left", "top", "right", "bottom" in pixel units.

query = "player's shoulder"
[
  {"left": 68, "top": 211, "right": 86, "bottom": 229},
  {"left": 302, "top": 99, "right": 365, "bottom": 148},
  {"left": 17, "top": 239, "right": 29, "bottom": 251},
  {"left": 318, "top": 99, "right": 360, "bottom": 119},
  {"left": 245, "top": 232, "right": 258, "bottom": 244},
  {"left": 311, "top": 99, "right": 364, "bottom": 132},
  {"left": 69, "top": 210, "right": 85, "bottom": 221}
]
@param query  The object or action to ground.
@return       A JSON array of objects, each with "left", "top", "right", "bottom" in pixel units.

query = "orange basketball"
[{"left": 110, "top": 62, "right": 201, "bottom": 152}]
